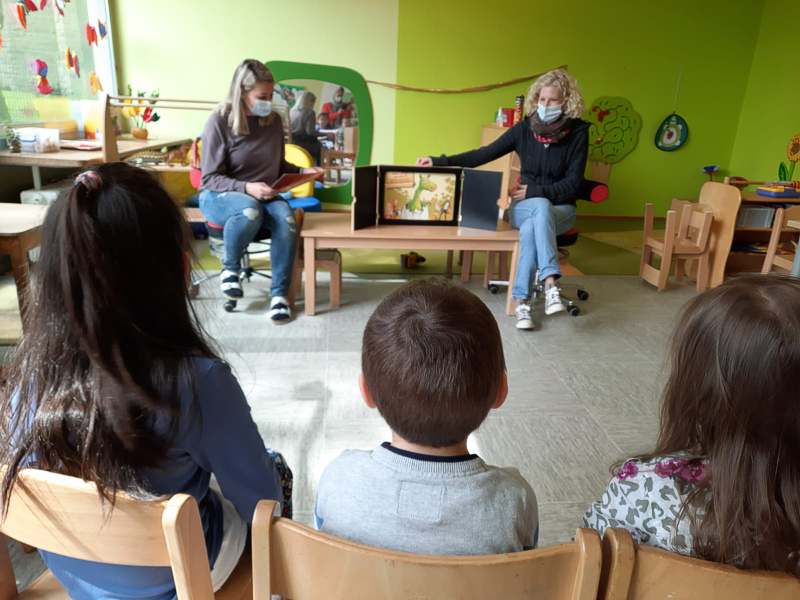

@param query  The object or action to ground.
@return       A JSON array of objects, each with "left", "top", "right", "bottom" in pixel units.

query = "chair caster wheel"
[
  {"left": 224, "top": 299, "right": 237, "bottom": 312},
  {"left": 488, "top": 285, "right": 499, "bottom": 295},
  {"left": 568, "top": 305, "right": 580, "bottom": 317},
  {"left": 577, "top": 290, "right": 589, "bottom": 301}
]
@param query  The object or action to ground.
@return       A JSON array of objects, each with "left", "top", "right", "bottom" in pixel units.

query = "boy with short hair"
[{"left": 315, "top": 278, "right": 538, "bottom": 555}]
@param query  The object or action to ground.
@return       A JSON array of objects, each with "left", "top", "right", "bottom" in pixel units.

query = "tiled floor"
[{"left": 3, "top": 270, "right": 698, "bottom": 587}]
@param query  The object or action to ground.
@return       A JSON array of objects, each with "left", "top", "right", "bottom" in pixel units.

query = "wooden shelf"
[
  {"left": 741, "top": 193, "right": 800, "bottom": 204},
  {"left": 735, "top": 226, "right": 796, "bottom": 232}
]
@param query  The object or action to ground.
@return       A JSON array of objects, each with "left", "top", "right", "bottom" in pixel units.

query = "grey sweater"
[
  {"left": 315, "top": 443, "right": 539, "bottom": 556},
  {"left": 199, "top": 112, "right": 299, "bottom": 194}
]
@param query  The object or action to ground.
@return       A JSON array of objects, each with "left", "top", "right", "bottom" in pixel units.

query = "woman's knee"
[{"left": 528, "top": 197, "right": 553, "bottom": 215}]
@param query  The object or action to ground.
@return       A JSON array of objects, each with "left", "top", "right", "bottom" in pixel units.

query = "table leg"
[
  {"left": 32, "top": 166, "right": 42, "bottom": 191},
  {"left": 8, "top": 237, "right": 31, "bottom": 320},
  {"left": 505, "top": 242, "right": 520, "bottom": 316},
  {"left": 304, "top": 237, "right": 316, "bottom": 315},
  {"left": 445, "top": 251, "right": 454, "bottom": 279}
]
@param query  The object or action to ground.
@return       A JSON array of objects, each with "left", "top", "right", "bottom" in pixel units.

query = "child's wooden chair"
[
  {"left": 598, "top": 528, "right": 800, "bottom": 600},
  {"left": 252, "top": 500, "right": 601, "bottom": 600},
  {"left": 640, "top": 202, "right": 714, "bottom": 291},
  {"left": 761, "top": 205, "right": 800, "bottom": 274},
  {"left": 0, "top": 468, "right": 252, "bottom": 600}
]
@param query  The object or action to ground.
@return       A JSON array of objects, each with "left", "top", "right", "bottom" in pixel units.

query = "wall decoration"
[
  {"left": 89, "top": 72, "right": 102, "bottom": 95},
  {"left": 34, "top": 59, "right": 52, "bottom": 94},
  {"left": 55, "top": 0, "right": 70, "bottom": 17},
  {"left": 584, "top": 96, "right": 642, "bottom": 183},
  {"left": 655, "top": 113, "right": 688, "bottom": 151},
  {"left": 65, "top": 47, "right": 79, "bottom": 76},
  {"left": 778, "top": 133, "right": 800, "bottom": 181},
  {"left": 86, "top": 23, "right": 97, "bottom": 45}
]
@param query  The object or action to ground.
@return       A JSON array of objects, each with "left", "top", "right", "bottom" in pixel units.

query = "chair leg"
[
  {"left": 696, "top": 253, "right": 710, "bottom": 292},
  {"left": 484, "top": 251, "right": 496, "bottom": 289},
  {"left": 461, "top": 251, "right": 473, "bottom": 283},
  {"left": 330, "top": 257, "right": 342, "bottom": 308},
  {"left": 457, "top": 250, "right": 464, "bottom": 266},
  {"left": 498, "top": 251, "right": 509, "bottom": 280},
  {"left": 445, "top": 251, "right": 454, "bottom": 279},
  {"left": 675, "top": 258, "right": 685, "bottom": 281}
]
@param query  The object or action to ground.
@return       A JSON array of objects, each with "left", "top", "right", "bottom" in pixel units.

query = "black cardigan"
[{"left": 431, "top": 117, "right": 590, "bottom": 206}]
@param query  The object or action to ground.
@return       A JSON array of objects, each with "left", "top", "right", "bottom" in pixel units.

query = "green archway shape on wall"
[{"left": 265, "top": 60, "right": 373, "bottom": 206}]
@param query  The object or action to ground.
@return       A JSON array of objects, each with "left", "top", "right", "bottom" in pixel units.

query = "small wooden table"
[
  {"left": 0, "top": 137, "right": 191, "bottom": 190},
  {"left": 0, "top": 204, "right": 48, "bottom": 320},
  {"left": 301, "top": 212, "right": 522, "bottom": 316},
  {"left": 788, "top": 219, "right": 800, "bottom": 278}
]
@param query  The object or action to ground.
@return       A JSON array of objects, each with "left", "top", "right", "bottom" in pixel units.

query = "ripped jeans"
[{"left": 199, "top": 190, "right": 297, "bottom": 298}]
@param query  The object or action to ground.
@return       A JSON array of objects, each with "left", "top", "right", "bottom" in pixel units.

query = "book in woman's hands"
[{"left": 271, "top": 172, "right": 321, "bottom": 194}]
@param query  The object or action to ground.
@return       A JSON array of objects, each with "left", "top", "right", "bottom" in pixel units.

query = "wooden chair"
[
  {"left": 640, "top": 202, "right": 714, "bottom": 291},
  {"left": 599, "top": 528, "right": 800, "bottom": 600},
  {"left": 251, "top": 500, "right": 601, "bottom": 600},
  {"left": 761, "top": 205, "right": 800, "bottom": 274},
  {"left": 0, "top": 468, "right": 251, "bottom": 599}
]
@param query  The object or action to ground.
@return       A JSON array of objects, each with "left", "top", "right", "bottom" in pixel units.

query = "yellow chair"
[
  {"left": 599, "top": 528, "right": 800, "bottom": 600},
  {"left": 0, "top": 468, "right": 251, "bottom": 599},
  {"left": 252, "top": 500, "right": 601, "bottom": 600},
  {"left": 284, "top": 144, "right": 316, "bottom": 199}
]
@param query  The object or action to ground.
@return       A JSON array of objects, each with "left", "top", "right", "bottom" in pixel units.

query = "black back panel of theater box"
[
  {"left": 460, "top": 168, "right": 503, "bottom": 231},
  {"left": 352, "top": 166, "right": 379, "bottom": 231}
]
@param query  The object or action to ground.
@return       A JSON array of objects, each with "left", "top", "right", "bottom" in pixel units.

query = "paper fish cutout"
[
  {"left": 65, "top": 47, "right": 79, "bottom": 77},
  {"left": 89, "top": 72, "right": 103, "bottom": 95},
  {"left": 16, "top": 3, "right": 28, "bottom": 28},
  {"left": 97, "top": 19, "right": 107, "bottom": 39},
  {"left": 86, "top": 23, "right": 97, "bottom": 45},
  {"left": 0, "top": 25, "right": 3, "bottom": 53},
  {"left": 55, "top": 0, "right": 70, "bottom": 16},
  {"left": 34, "top": 59, "right": 53, "bottom": 94},
  {"left": 40, "top": 0, "right": 47, "bottom": 8},
  {"left": 22, "top": 0, "right": 38, "bottom": 12}
]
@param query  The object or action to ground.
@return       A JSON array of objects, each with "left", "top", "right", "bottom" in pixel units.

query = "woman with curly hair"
[{"left": 417, "top": 69, "right": 589, "bottom": 330}]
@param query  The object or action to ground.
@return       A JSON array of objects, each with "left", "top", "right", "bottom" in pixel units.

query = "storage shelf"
[{"left": 735, "top": 226, "right": 797, "bottom": 232}]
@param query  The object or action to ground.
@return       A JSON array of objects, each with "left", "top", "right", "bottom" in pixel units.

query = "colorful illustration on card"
[{"left": 382, "top": 171, "right": 457, "bottom": 222}]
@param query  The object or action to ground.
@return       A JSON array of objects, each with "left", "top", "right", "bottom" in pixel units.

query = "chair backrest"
[
  {"left": 675, "top": 204, "right": 714, "bottom": 250},
  {"left": 599, "top": 528, "right": 800, "bottom": 600},
  {"left": 252, "top": 500, "right": 602, "bottom": 600},
  {"left": 762, "top": 204, "right": 800, "bottom": 273},
  {"left": 697, "top": 182, "right": 742, "bottom": 288},
  {"left": 284, "top": 144, "right": 315, "bottom": 197},
  {"left": 0, "top": 468, "right": 215, "bottom": 600}
]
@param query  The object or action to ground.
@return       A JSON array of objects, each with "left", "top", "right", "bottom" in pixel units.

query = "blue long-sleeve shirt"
[{"left": 38, "top": 357, "right": 282, "bottom": 600}]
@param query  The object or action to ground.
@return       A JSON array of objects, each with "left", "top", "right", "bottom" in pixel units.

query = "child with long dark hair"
[
  {"left": 582, "top": 274, "right": 800, "bottom": 576},
  {"left": 0, "top": 163, "right": 291, "bottom": 598}
]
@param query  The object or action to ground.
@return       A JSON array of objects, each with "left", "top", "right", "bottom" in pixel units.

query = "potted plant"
[
  {"left": 122, "top": 85, "right": 161, "bottom": 140},
  {"left": 4, "top": 122, "right": 21, "bottom": 153}
]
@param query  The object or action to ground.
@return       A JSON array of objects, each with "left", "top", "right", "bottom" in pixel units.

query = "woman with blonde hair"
[
  {"left": 199, "top": 59, "right": 322, "bottom": 323},
  {"left": 417, "top": 69, "right": 589, "bottom": 330}
]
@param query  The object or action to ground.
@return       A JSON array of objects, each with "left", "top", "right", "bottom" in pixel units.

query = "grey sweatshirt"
[
  {"left": 289, "top": 107, "right": 316, "bottom": 137},
  {"left": 199, "top": 112, "right": 300, "bottom": 194},
  {"left": 315, "top": 443, "right": 539, "bottom": 556}
]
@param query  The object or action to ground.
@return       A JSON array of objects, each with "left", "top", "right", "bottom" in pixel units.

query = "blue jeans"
[
  {"left": 507, "top": 197, "right": 577, "bottom": 299},
  {"left": 199, "top": 190, "right": 297, "bottom": 297}
]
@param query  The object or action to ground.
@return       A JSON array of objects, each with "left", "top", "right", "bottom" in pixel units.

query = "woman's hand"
[
  {"left": 245, "top": 182, "right": 278, "bottom": 200},
  {"left": 301, "top": 166, "right": 325, "bottom": 181},
  {"left": 415, "top": 157, "right": 433, "bottom": 167},
  {"left": 509, "top": 184, "right": 528, "bottom": 202}
]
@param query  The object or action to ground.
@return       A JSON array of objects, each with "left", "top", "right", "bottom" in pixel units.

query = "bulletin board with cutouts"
[{"left": 0, "top": 0, "right": 116, "bottom": 126}]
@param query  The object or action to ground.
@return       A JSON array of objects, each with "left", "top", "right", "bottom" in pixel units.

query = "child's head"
[
  {"left": 361, "top": 278, "right": 506, "bottom": 448},
  {"left": 656, "top": 273, "right": 800, "bottom": 573},
  {"left": 317, "top": 113, "right": 329, "bottom": 127}
]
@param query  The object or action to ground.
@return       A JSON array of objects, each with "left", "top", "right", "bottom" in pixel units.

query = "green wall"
[
  {"left": 393, "top": 0, "right": 764, "bottom": 216},
  {"left": 109, "top": 0, "right": 399, "bottom": 164},
  {"left": 730, "top": 0, "right": 800, "bottom": 181}
]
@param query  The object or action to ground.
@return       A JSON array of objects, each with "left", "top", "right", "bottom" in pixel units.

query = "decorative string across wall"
[{"left": 366, "top": 64, "right": 568, "bottom": 94}]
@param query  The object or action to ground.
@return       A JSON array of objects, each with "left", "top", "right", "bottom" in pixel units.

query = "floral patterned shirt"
[{"left": 581, "top": 456, "right": 707, "bottom": 556}]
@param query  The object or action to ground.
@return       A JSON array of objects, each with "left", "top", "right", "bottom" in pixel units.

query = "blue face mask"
[
  {"left": 537, "top": 103, "right": 562, "bottom": 123},
  {"left": 250, "top": 99, "right": 272, "bottom": 117}
]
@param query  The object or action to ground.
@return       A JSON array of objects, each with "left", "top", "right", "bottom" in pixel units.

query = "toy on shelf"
[
  {"left": 701, "top": 165, "right": 719, "bottom": 181},
  {"left": 778, "top": 133, "right": 800, "bottom": 181},
  {"left": 122, "top": 85, "right": 161, "bottom": 140},
  {"left": 400, "top": 252, "right": 426, "bottom": 268},
  {"left": 756, "top": 185, "right": 800, "bottom": 198}
]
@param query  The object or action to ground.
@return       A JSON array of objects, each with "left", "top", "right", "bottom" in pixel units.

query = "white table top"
[{"left": 0, "top": 203, "right": 48, "bottom": 236}]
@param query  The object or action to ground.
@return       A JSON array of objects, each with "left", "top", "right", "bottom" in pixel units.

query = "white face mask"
[
  {"left": 250, "top": 99, "right": 272, "bottom": 117},
  {"left": 537, "top": 103, "right": 563, "bottom": 123}
]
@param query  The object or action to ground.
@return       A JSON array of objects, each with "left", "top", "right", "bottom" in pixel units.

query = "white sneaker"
[
  {"left": 515, "top": 299, "right": 534, "bottom": 330},
  {"left": 545, "top": 285, "right": 565, "bottom": 315},
  {"left": 220, "top": 270, "right": 242, "bottom": 299},
  {"left": 269, "top": 296, "right": 292, "bottom": 324}
]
